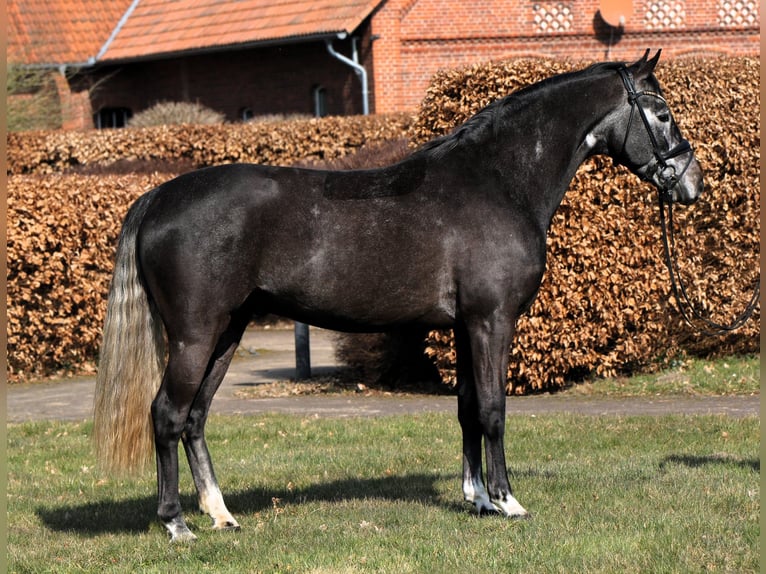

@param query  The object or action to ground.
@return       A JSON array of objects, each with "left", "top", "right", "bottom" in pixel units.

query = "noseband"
[{"left": 617, "top": 67, "right": 693, "bottom": 203}]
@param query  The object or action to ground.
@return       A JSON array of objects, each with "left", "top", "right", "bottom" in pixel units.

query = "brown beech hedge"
[
  {"left": 7, "top": 113, "right": 413, "bottom": 175},
  {"left": 409, "top": 56, "right": 759, "bottom": 393},
  {"left": 8, "top": 173, "right": 169, "bottom": 379}
]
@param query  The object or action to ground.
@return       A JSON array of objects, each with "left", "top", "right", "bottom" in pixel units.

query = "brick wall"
[
  {"left": 52, "top": 73, "right": 93, "bottom": 130},
  {"left": 371, "top": 0, "right": 760, "bottom": 112}
]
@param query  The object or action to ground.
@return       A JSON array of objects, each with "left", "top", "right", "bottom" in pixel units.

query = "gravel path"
[{"left": 7, "top": 327, "right": 760, "bottom": 423}]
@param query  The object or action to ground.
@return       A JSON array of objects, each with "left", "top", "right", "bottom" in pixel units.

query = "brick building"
[
  {"left": 371, "top": 0, "right": 760, "bottom": 111},
  {"left": 7, "top": 0, "right": 760, "bottom": 129}
]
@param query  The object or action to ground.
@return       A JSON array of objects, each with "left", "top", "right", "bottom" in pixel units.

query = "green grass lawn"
[
  {"left": 565, "top": 354, "right": 760, "bottom": 397},
  {"left": 8, "top": 411, "right": 759, "bottom": 573}
]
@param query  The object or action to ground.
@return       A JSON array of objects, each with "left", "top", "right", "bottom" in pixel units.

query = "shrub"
[
  {"left": 64, "top": 157, "right": 197, "bottom": 175},
  {"left": 7, "top": 113, "right": 414, "bottom": 175},
  {"left": 7, "top": 173, "right": 170, "bottom": 379},
  {"left": 321, "top": 57, "right": 760, "bottom": 394},
  {"left": 247, "top": 113, "right": 313, "bottom": 124},
  {"left": 6, "top": 65, "right": 62, "bottom": 132},
  {"left": 127, "top": 101, "right": 225, "bottom": 127},
  {"left": 6, "top": 60, "right": 759, "bottom": 391}
]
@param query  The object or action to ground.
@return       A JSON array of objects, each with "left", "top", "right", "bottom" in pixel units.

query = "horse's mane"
[
  {"left": 415, "top": 61, "right": 625, "bottom": 160},
  {"left": 322, "top": 61, "right": 626, "bottom": 200}
]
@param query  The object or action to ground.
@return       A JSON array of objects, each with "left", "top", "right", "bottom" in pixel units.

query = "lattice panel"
[
  {"left": 718, "top": 0, "right": 759, "bottom": 26},
  {"left": 644, "top": 0, "right": 686, "bottom": 29},
  {"left": 532, "top": 3, "right": 574, "bottom": 33}
]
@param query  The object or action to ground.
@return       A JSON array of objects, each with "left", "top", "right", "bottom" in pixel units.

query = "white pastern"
[
  {"left": 199, "top": 486, "right": 240, "bottom": 531},
  {"left": 165, "top": 520, "right": 197, "bottom": 543},
  {"left": 463, "top": 476, "right": 495, "bottom": 514},
  {"left": 492, "top": 492, "right": 529, "bottom": 518}
]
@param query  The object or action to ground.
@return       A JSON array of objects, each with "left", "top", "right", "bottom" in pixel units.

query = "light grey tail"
[{"left": 93, "top": 191, "right": 166, "bottom": 474}]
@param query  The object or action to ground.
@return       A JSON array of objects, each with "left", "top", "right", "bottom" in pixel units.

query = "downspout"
[{"left": 325, "top": 34, "right": 369, "bottom": 115}]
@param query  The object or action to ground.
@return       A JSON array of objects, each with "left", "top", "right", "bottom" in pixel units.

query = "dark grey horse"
[{"left": 94, "top": 51, "right": 703, "bottom": 542}]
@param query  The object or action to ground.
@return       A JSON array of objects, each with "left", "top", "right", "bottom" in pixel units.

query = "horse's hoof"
[
  {"left": 478, "top": 506, "right": 502, "bottom": 517},
  {"left": 492, "top": 494, "right": 529, "bottom": 518},
  {"left": 164, "top": 517, "right": 197, "bottom": 543},
  {"left": 169, "top": 528, "right": 198, "bottom": 543},
  {"left": 212, "top": 521, "right": 241, "bottom": 532}
]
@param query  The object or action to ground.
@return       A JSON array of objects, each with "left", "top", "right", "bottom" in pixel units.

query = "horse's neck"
[{"left": 489, "top": 84, "right": 609, "bottom": 231}]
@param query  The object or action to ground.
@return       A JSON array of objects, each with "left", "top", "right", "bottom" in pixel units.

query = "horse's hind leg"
[
  {"left": 182, "top": 315, "right": 249, "bottom": 532},
  {"left": 153, "top": 335, "right": 219, "bottom": 542}
]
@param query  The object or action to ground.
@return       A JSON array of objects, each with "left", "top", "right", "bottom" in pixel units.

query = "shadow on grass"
[
  {"left": 37, "top": 467, "right": 550, "bottom": 535},
  {"left": 37, "top": 472, "right": 448, "bottom": 535},
  {"left": 661, "top": 454, "right": 760, "bottom": 472}
]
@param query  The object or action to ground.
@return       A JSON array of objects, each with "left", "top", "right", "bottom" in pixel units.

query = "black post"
[{"left": 294, "top": 322, "right": 311, "bottom": 380}]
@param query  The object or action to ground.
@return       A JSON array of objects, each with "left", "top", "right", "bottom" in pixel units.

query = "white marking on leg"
[
  {"left": 164, "top": 517, "right": 197, "bottom": 543},
  {"left": 492, "top": 492, "right": 529, "bottom": 518},
  {"left": 199, "top": 485, "right": 240, "bottom": 531},
  {"left": 463, "top": 476, "right": 495, "bottom": 514}
]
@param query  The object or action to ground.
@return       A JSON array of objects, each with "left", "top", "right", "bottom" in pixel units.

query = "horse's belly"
[
  {"left": 255, "top": 251, "right": 457, "bottom": 331},
  {"left": 247, "top": 183, "right": 460, "bottom": 330}
]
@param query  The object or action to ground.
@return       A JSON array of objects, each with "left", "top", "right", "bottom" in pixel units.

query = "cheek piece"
[{"left": 617, "top": 66, "right": 693, "bottom": 204}]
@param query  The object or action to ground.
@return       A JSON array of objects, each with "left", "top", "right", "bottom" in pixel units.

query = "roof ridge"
[{"left": 94, "top": 0, "right": 143, "bottom": 63}]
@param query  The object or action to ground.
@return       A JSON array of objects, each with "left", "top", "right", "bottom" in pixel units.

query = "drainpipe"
[{"left": 325, "top": 34, "right": 369, "bottom": 115}]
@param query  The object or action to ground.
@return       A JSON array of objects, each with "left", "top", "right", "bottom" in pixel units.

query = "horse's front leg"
[
  {"left": 456, "top": 326, "right": 495, "bottom": 514},
  {"left": 462, "top": 314, "right": 528, "bottom": 518}
]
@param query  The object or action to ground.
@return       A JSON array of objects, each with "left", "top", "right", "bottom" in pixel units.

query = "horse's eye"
[{"left": 657, "top": 112, "right": 671, "bottom": 123}]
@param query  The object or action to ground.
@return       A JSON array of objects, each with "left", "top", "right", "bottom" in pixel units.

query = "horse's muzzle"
[{"left": 668, "top": 156, "right": 704, "bottom": 205}]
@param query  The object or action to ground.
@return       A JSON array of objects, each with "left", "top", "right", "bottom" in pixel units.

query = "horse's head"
[{"left": 609, "top": 50, "right": 704, "bottom": 205}]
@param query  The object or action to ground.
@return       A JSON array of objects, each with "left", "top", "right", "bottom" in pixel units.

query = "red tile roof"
[
  {"left": 101, "top": 0, "right": 383, "bottom": 62},
  {"left": 8, "top": 0, "right": 382, "bottom": 66},
  {"left": 7, "top": 0, "right": 133, "bottom": 65}
]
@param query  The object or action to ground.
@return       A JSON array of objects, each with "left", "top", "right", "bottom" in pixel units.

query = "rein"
[
  {"left": 658, "top": 197, "right": 760, "bottom": 336},
  {"left": 618, "top": 67, "right": 760, "bottom": 335}
]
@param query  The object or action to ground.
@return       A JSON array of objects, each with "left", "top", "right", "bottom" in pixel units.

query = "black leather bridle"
[
  {"left": 617, "top": 66, "right": 759, "bottom": 335},
  {"left": 617, "top": 66, "right": 694, "bottom": 203}
]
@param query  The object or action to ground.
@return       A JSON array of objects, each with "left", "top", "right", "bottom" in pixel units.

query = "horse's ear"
[
  {"left": 631, "top": 49, "right": 661, "bottom": 77},
  {"left": 645, "top": 49, "right": 662, "bottom": 72}
]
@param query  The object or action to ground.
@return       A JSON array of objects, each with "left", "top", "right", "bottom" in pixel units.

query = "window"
[
  {"left": 312, "top": 85, "right": 327, "bottom": 118},
  {"left": 94, "top": 107, "right": 132, "bottom": 129}
]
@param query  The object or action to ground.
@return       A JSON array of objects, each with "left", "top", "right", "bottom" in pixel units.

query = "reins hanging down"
[
  {"left": 617, "top": 65, "right": 759, "bottom": 335},
  {"left": 658, "top": 197, "right": 760, "bottom": 336}
]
